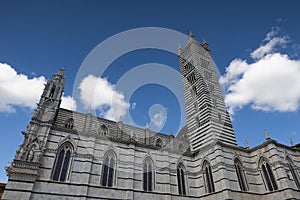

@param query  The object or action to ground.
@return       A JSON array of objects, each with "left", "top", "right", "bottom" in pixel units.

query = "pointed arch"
[
  {"left": 202, "top": 160, "right": 215, "bottom": 193},
  {"left": 259, "top": 157, "right": 278, "bottom": 191},
  {"left": 177, "top": 162, "right": 187, "bottom": 195},
  {"left": 155, "top": 138, "right": 163, "bottom": 148},
  {"left": 26, "top": 143, "right": 37, "bottom": 162},
  {"left": 101, "top": 150, "right": 117, "bottom": 187},
  {"left": 143, "top": 157, "right": 155, "bottom": 191},
  {"left": 21, "top": 138, "right": 41, "bottom": 162},
  {"left": 286, "top": 156, "right": 300, "bottom": 189},
  {"left": 234, "top": 158, "right": 248, "bottom": 191},
  {"left": 52, "top": 142, "right": 74, "bottom": 182},
  {"left": 178, "top": 143, "right": 184, "bottom": 152},
  {"left": 64, "top": 118, "right": 74, "bottom": 129},
  {"left": 99, "top": 124, "right": 109, "bottom": 135},
  {"left": 49, "top": 85, "right": 56, "bottom": 98}
]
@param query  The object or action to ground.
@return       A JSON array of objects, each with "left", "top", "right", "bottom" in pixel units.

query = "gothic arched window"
[
  {"left": 202, "top": 160, "right": 215, "bottom": 193},
  {"left": 65, "top": 118, "right": 74, "bottom": 129},
  {"left": 143, "top": 157, "right": 154, "bottom": 191},
  {"left": 26, "top": 144, "right": 37, "bottom": 162},
  {"left": 178, "top": 143, "right": 184, "bottom": 152},
  {"left": 155, "top": 138, "right": 163, "bottom": 148},
  {"left": 52, "top": 143, "right": 73, "bottom": 182},
  {"left": 234, "top": 158, "right": 248, "bottom": 191},
  {"left": 259, "top": 157, "right": 278, "bottom": 191},
  {"left": 49, "top": 85, "right": 56, "bottom": 98},
  {"left": 101, "top": 151, "right": 116, "bottom": 187},
  {"left": 287, "top": 157, "right": 300, "bottom": 189},
  {"left": 100, "top": 124, "right": 108, "bottom": 135},
  {"left": 177, "top": 163, "right": 187, "bottom": 195}
]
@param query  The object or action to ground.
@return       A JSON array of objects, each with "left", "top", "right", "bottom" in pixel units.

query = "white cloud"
[
  {"left": 221, "top": 28, "right": 300, "bottom": 114},
  {"left": 0, "top": 63, "right": 46, "bottom": 112},
  {"left": 0, "top": 63, "right": 77, "bottom": 113},
  {"left": 61, "top": 96, "right": 77, "bottom": 111},
  {"left": 250, "top": 28, "right": 288, "bottom": 60},
  {"left": 219, "top": 59, "right": 248, "bottom": 86},
  {"left": 78, "top": 75, "right": 130, "bottom": 121}
]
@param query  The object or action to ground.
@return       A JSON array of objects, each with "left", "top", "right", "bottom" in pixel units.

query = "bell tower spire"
[{"left": 179, "top": 34, "right": 237, "bottom": 152}]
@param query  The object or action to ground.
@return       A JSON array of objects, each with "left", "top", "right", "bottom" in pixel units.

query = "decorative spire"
[
  {"left": 118, "top": 115, "right": 123, "bottom": 122},
  {"left": 244, "top": 140, "right": 249, "bottom": 149},
  {"left": 169, "top": 130, "right": 173, "bottom": 136},
  {"left": 203, "top": 37, "right": 210, "bottom": 51},
  {"left": 178, "top": 44, "right": 182, "bottom": 55},
  {"left": 189, "top": 31, "right": 194, "bottom": 38},
  {"left": 187, "top": 31, "right": 195, "bottom": 44},
  {"left": 264, "top": 130, "right": 270, "bottom": 140},
  {"left": 146, "top": 123, "right": 149, "bottom": 129},
  {"left": 290, "top": 138, "right": 295, "bottom": 146},
  {"left": 58, "top": 67, "right": 65, "bottom": 76},
  {"left": 87, "top": 106, "right": 93, "bottom": 114}
]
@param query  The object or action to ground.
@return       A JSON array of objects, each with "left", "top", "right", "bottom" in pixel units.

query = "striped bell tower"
[{"left": 178, "top": 32, "right": 237, "bottom": 152}]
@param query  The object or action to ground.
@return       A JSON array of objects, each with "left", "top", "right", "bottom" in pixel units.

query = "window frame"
[
  {"left": 287, "top": 157, "right": 300, "bottom": 189},
  {"left": 143, "top": 157, "right": 155, "bottom": 192},
  {"left": 52, "top": 142, "right": 73, "bottom": 182},
  {"left": 234, "top": 158, "right": 248, "bottom": 191},
  {"left": 101, "top": 150, "right": 117, "bottom": 187},
  {"left": 64, "top": 118, "right": 74, "bottom": 129},
  {"left": 202, "top": 160, "right": 215, "bottom": 193},
  {"left": 177, "top": 163, "right": 187, "bottom": 195},
  {"left": 259, "top": 157, "right": 278, "bottom": 191}
]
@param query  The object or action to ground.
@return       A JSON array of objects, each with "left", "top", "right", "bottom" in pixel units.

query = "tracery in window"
[
  {"left": 65, "top": 118, "right": 74, "bottom": 129},
  {"left": 155, "top": 138, "right": 163, "bottom": 148},
  {"left": 203, "top": 160, "right": 215, "bottom": 193},
  {"left": 287, "top": 157, "right": 300, "bottom": 189},
  {"left": 101, "top": 151, "right": 116, "bottom": 187},
  {"left": 259, "top": 157, "right": 278, "bottom": 191},
  {"left": 177, "top": 163, "right": 187, "bottom": 195},
  {"left": 234, "top": 158, "right": 248, "bottom": 191},
  {"left": 52, "top": 143, "right": 73, "bottom": 182},
  {"left": 143, "top": 157, "right": 154, "bottom": 191},
  {"left": 99, "top": 124, "right": 109, "bottom": 135}
]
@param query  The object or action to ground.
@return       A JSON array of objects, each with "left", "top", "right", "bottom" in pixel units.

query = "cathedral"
[{"left": 2, "top": 33, "right": 300, "bottom": 200}]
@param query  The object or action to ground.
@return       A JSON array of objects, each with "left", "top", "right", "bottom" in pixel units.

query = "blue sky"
[{"left": 1, "top": 0, "right": 300, "bottom": 182}]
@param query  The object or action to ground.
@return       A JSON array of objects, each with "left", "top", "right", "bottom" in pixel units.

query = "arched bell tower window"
[
  {"left": 65, "top": 118, "right": 74, "bottom": 129},
  {"left": 202, "top": 160, "right": 215, "bottom": 193},
  {"left": 101, "top": 151, "right": 116, "bottom": 187},
  {"left": 143, "top": 157, "right": 154, "bottom": 191},
  {"left": 259, "top": 157, "right": 278, "bottom": 191},
  {"left": 52, "top": 143, "right": 73, "bottom": 182},
  {"left": 234, "top": 158, "right": 248, "bottom": 191},
  {"left": 177, "top": 163, "right": 187, "bottom": 195},
  {"left": 287, "top": 157, "right": 300, "bottom": 189}
]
